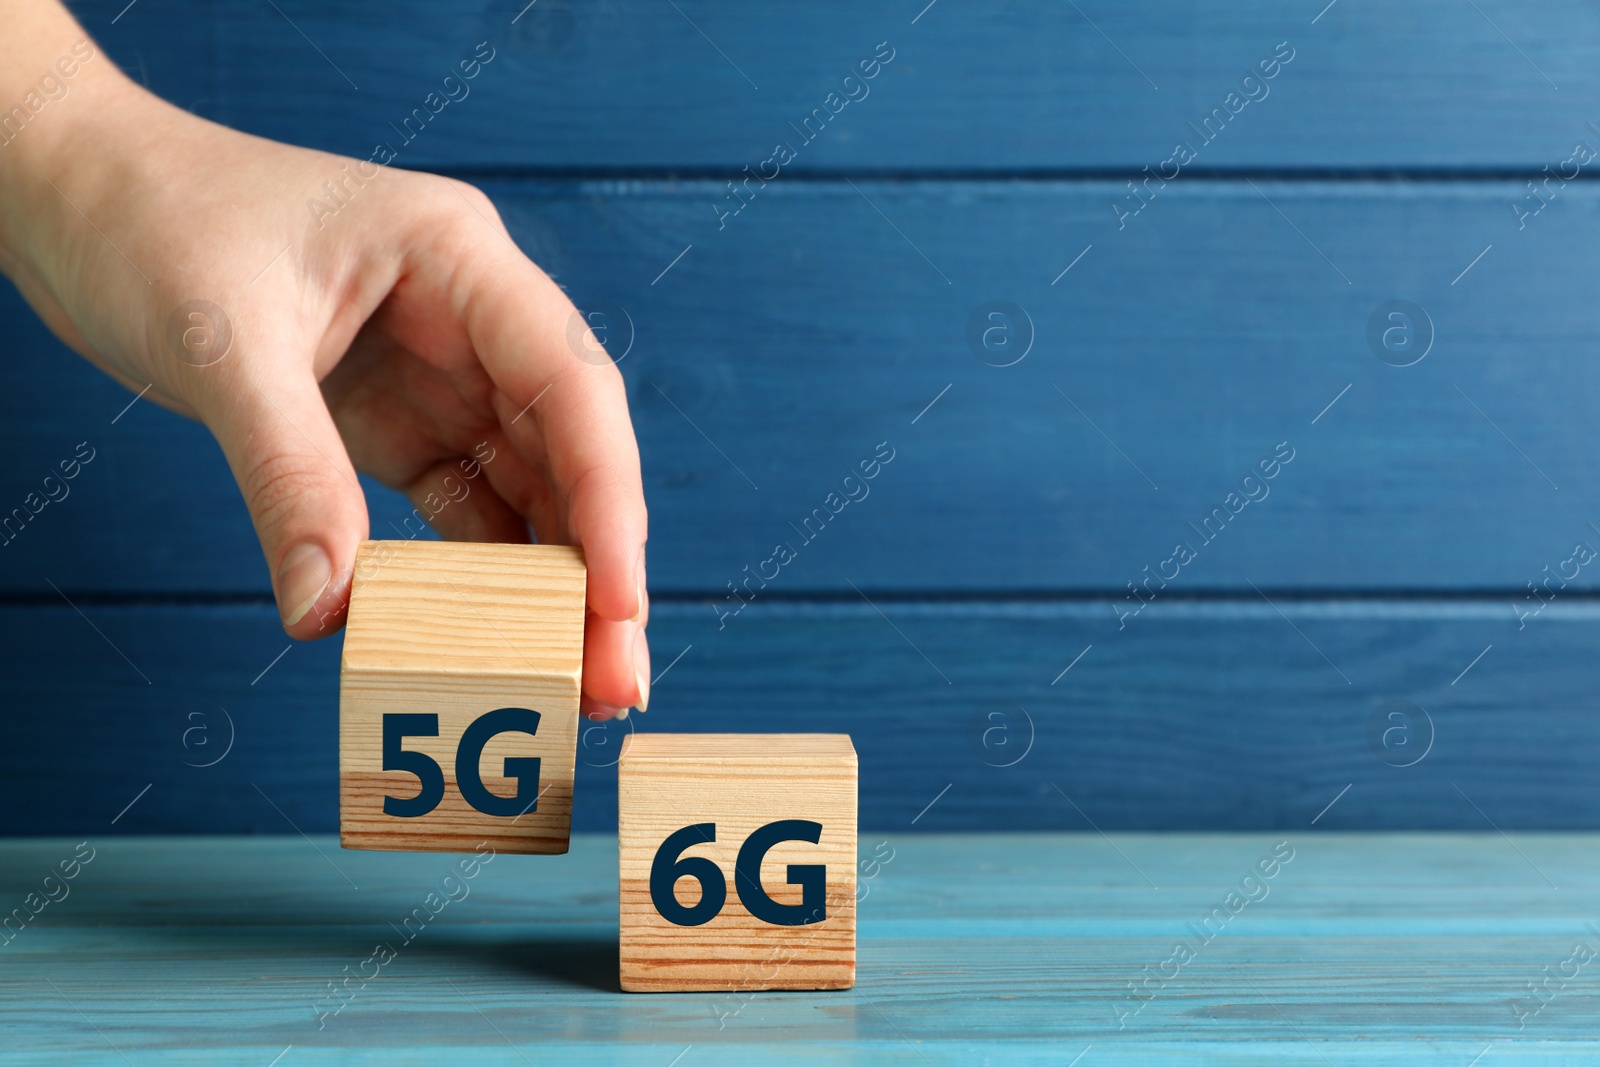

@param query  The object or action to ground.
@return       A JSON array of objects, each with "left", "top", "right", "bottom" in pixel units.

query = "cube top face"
[
  {"left": 619, "top": 733, "right": 859, "bottom": 767},
  {"left": 340, "top": 540, "right": 586, "bottom": 855},
  {"left": 618, "top": 733, "right": 857, "bottom": 993},
  {"left": 342, "top": 539, "right": 585, "bottom": 679}
]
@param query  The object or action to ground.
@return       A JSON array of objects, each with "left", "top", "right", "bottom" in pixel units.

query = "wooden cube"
[
  {"left": 339, "top": 539, "right": 585, "bottom": 854},
  {"left": 618, "top": 733, "right": 857, "bottom": 992}
]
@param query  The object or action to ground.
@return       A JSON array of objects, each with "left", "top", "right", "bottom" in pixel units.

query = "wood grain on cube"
[
  {"left": 340, "top": 540, "right": 585, "bottom": 854},
  {"left": 618, "top": 733, "right": 857, "bottom": 992}
]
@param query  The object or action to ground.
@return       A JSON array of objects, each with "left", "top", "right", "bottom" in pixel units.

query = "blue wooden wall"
[{"left": 6, "top": 0, "right": 1599, "bottom": 833}]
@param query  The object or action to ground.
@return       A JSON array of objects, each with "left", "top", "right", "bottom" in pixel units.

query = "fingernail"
[
  {"left": 633, "top": 624, "right": 651, "bottom": 713},
  {"left": 278, "top": 542, "right": 331, "bottom": 627}
]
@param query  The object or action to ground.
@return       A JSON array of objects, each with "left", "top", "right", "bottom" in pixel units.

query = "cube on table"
[{"left": 618, "top": 733, "right": 857, "bottom": 992}]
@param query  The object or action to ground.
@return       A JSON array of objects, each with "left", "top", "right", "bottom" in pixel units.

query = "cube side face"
[
  {"left": 618, "top": 737, "right": 857, "bottom": 992},
  {"left": 340, "top": 671, "right": 578, "bottom": 855}
]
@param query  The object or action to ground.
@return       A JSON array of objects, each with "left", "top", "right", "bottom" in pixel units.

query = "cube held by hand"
[{"left": 339, "top": 539, "right": 585, "bottom": 855}]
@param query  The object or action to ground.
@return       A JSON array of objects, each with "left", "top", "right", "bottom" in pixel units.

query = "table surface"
[{"left": 2, "top": 832, "right": 1595, "bottom": 1065}]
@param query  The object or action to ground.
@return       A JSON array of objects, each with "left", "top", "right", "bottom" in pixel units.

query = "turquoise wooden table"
[{"left": 2, "top": 832, "right": 1591, "bottom": 1064}]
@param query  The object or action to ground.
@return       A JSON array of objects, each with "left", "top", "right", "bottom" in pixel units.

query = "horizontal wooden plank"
[
  {"left": 70, "top": 0, "right": 1600, "bottom": 170},
  {"left": 1, "top": 596, "right": 1596, "bottom": 835},
  {"left": 1, "top": 180, "right": 1598, "bottom": 593},
  {"left": 3, "top": 832, "right": 1599, "bottom": 1060}
]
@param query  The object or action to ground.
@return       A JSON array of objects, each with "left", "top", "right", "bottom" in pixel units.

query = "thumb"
[{"left": 211, "top": 368, "right": 369, "bottom": 639}]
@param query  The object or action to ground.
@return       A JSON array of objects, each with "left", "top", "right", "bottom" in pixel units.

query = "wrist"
[{"left": 0, "top": 41, "right": 149, "bottom": 294}]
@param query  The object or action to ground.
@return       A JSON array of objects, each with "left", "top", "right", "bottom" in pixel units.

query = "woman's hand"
[{"left": 0, "top": 14, "right": 648, "bottom": 718}]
